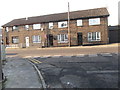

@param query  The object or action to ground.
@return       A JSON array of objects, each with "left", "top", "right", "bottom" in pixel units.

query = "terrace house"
[{"left": 2, "top": 7, "right": 109, "bottom": 48}]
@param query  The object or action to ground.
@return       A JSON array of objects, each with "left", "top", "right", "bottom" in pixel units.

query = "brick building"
[{"left": 2, "top": 7, "right": 109, "bottom": 48}]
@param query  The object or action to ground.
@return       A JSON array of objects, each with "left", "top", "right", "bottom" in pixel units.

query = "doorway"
[
  {"left": 77, "top": 32, "right": 83, "bottom": 45},
  {"left": 47, "top": 34, "right": 53, "bottom": 47},
  {"left": 25, "top": 37, "right": 29, "bottom": 47}
]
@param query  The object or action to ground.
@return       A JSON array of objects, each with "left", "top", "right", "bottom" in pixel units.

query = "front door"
[
  {"left": 25, "top": 37, "right": 29, "bottom": 47},
  {"left": 47, "top": 34, "right": 53, "bottom": 47},
  {"left": 77, "top": 33, "right": 83, "bottom": 45}
]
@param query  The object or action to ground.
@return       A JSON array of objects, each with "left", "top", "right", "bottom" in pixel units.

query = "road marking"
[
  {"left": 40, "top": 57, "right": 47, "bottom": 59},
  {"left": 76, "top": 54, "right": 85, "bottom": 57},
  {"left": 26, "top": 59, "right": 47, "bottom": 88},
  {"left": 87, "top": 70, "right": 118, "bottom": 74},
  {"left": 63, "top": 56, "right": 72, "bottom": 58},
  {"left": 24, "top": 56, "right": 32, "bottom": 58},
  {"left": 100, "top": 53, "right": 113, "bottom": 56},
  {"left": 29, "top": 58, "right": 42, "bottom": 64},
  {"left": 52, "top": 55, "right": 62, "bottom": 58},
  {"left": 88, "top": 54, "right": 98, "bottom": 57},
  {"left": 33, "top": 56, "right": 40, "bottom": 58}
]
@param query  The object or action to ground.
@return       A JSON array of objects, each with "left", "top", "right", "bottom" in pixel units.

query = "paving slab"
[{"left": 2, "top": 57, "right": 42, "bottom": 88}]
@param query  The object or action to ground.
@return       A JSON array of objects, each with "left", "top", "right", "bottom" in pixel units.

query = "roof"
[{"left": 2, "top": 7, "right": 109, "bottom": 27}]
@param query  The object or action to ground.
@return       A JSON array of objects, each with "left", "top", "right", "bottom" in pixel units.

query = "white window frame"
[
  {"left": 25, "top": 25, "right": 29, "bottom": 30},
  {"left": 32, "top": 35, "right": 41, "bottom": 43},
  {"left": 58, "top": 21, "right": 67, "bottom": 28},
  {"left": 12, "top": 36, "right": 19, "bottom": 44},
  {"left": 57, "top": 34, "right": 68, "bottom": 43},
  {"left": 33, "top": 24, "right": 41, "bottom": 30},
  {"left": 6, "top": 27, "right": 9, "bottom": 32},
  {"left": 77, "top": 20, "right": 82, "bottom": 26},
  {"left": 13, "top": 26, "right": 18, "bottom": 30},
  {"left": 89, "top": 18, "right": 100, "bottom": 25},
  {"left": 88, "top": 32, "right": 101, "bottom": 41},
  {"left": 49, "top": 22, "right": 53, "bottom": 29}
]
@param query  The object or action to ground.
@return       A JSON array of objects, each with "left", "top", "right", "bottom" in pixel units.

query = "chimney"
[{"left": 25, "top": 17, "right": 28, "bottom": 20}]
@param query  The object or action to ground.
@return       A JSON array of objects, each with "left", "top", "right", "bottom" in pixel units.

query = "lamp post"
[{"left": 68, "top": 2, "right": 71, "bottom": 47}]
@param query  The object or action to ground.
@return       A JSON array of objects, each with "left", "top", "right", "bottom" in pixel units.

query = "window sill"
[
  {"left": 89, "top": 24, "right": 101, "bottom": 26},
  {"left": 77, "top": 25, "right": 83, "bottom": 27},
  {"left": 58, "top": 27, "right": 68, "bottom": 28},
  {"left": 33, "top": 42, "right": 41, "bottom": 43},
  {"left": 88, "top": 40, "right": 101, "bottom": 42},
  {"left": 58, "top": 41, "right": 68, "bottom": 43}
]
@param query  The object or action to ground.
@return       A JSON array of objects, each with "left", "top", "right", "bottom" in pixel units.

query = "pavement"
[
  {"left": 6, "top": 43, "right": 118, "bottom": 58},
  {"left": 2, "top": 57, "right": 42, "bottom": 88}
]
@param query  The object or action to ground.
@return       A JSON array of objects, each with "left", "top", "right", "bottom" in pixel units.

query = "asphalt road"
[
  {"left": 27, "top": 53, "right": 119, "bottom": 88},
  {"left": 5, "top": 44, "right": 119, "bottom": 88}
]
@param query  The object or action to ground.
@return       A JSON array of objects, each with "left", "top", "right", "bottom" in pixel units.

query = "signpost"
[
  {"left": 0, "top": 33, "right": 2, "bottom": 90},
  {"left": 0, "top": 29, "right": 6, "bottom": 89}
]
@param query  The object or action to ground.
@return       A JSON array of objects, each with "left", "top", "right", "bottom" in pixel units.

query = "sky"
[{"left": 0, "top": 0, "right": 119, "bottom": 28}]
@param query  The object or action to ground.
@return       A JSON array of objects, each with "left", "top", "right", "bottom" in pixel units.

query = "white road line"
[
  {"left": 23, "top": 56, "right": 32, "bottom": 58},
  {"left": 52, "top": 55, "right": 62, "bottom": 58},
  {"left": 63, "top": 56, "right": 72, "bottom": 58},
  {"left": 100, "top": 53, "right": 113, "bottom": 56},
  {"left": 76, "top": 54, "right": 85, "bottom": 57},
  {"left": 33, "top": 56, "right": 40, "bottom": 58},
  {"left": 87, "top": 70, "right": 118, "bottom": 74},
  {"left": 88, "top": 54, "right": 98, "bottom": 57}
]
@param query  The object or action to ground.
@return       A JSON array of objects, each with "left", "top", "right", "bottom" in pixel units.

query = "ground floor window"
[
  {"left": 57, "top": 34, "right": 68, "bottom": 43},
  {"left": 12, "top": 36, "right": 19, "bottom": 44},
  {"left": 88, "top": 32, "right": 101, "bottom": 41},
  {"left": 32, "top": 35, "right": 41, "bottom": 43}
]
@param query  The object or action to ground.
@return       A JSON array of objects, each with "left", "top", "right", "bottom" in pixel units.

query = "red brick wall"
[{"left": 2, "top": 17, "right": 109, "bottom": 48}]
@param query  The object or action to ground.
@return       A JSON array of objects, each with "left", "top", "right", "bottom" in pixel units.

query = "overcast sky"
[{"left": 0, "top": 0, "right": 119, "bottom": 28}]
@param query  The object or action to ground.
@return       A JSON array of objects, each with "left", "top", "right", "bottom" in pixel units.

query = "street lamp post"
[{"left": 68, "top": 2, "right": 71, "bottom": 47}]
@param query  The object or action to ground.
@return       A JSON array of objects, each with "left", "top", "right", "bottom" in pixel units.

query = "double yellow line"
[{"left": 29, "top": 58, "right": 42, "bottom": 64}]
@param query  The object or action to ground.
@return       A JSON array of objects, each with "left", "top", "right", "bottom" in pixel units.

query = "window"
[
  {"left": 33, "top": 24, "right": 41, "bottom": 29},
  {"left": 58, "top": 21, "right": 67, "bottom": 28},
  {"left": 25, "top": 25, "right": 29, "bottom": 30},
  {"left": 12, "top": 36, "right": 19, "bottom": 44},
  {"left": 77, "top": 20, "right": 82, "bottom": 26},
  {"left": 32, "top": 35, "right": 41, "bottom": 43},
  {"left": 12, "top": 26, "right": 18, "bottom": 31},
  {"left": 49, "top": 22, "right": 53, "bottom": 29},
  {"left": 89, "top": 18, "right": 100, "bottom": 25},
  {"left": 57, "top": 34, "right": 68, "bottom": 43},
  {"left": 88, "top": 32, "right": 101, "bottom": 41},
  {"left": 6, "top": 27, "right": 9, "bottom": 32}
]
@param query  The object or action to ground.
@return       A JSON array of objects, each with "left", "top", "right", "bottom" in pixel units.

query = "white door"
[{"left": 25, "top": 37, "right": 29, "bottom": 47}]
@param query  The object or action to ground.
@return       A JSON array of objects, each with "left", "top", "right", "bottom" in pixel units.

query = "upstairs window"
[
  {"left": 32, "top": 35, "right": 41, "bottom": 43},
  {"left": 12, "top": 26, "right": 18, "bottom": 31},
  {"left": 6, "top": 27, "right": 9, "bottom": 32},
  {"left": 77, "top": 20, "right": 82, "bottom": 26},
  {"left": 88, "top": 32, "right": 101, "bottom": 41},
  {"left": 89, "top": 18, "right": 100, "bottom": 25},
  {"left": 25, "top": 25, "right": 29, "bottom": 30},
  {"left": 49, "top": 22, "right": 53, "bottom": 29},
  {"left": 58, "top": 21, "right": 67, "bottom": 28},
  {"left": 12, "top": 36, "right": 19, "bottom": 44},
  {"left": 33, "top": 24, "right": 41, "bottom": 30}
]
